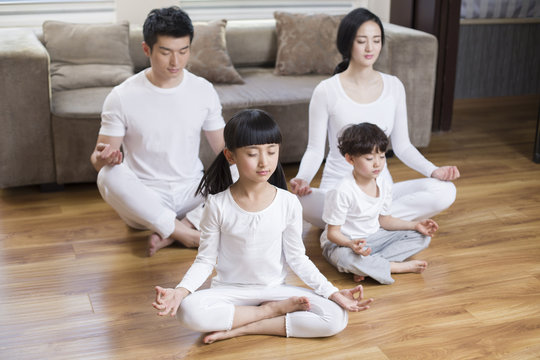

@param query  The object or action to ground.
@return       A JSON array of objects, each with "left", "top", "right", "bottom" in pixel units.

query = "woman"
[{"left": 290, "top": 8, "right": 460, "bottom": 229}]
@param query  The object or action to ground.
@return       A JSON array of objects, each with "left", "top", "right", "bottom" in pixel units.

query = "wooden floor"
[{"left": 1, "top": 95, "right": 539, "bottom": 360}]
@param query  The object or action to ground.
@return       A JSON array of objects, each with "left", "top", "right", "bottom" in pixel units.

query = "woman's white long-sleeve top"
[{"left": 296, "top": 72, "right": 437, "bottom": 186}]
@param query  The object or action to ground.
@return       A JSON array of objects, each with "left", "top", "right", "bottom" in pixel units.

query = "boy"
[
  {"left": 321, "top": 123, "right": 438, "bottom": 284},
  {"left": 90, "top": 7, "right": 225, "bottom": 256}
]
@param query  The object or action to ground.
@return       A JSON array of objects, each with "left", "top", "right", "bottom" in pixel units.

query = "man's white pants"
[{"left": 97, "top": 163, "right": 203, "bottom": 239}]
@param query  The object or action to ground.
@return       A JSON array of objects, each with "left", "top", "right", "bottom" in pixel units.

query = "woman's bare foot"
[
  {"left": 260, "top": 296, "right": 311, "bottom": 316},
  {"left": 353, "top": 274, "right": 365, "bottom": 282},
  {"left": 147, "top": 233, "right": 174, "bottom": 257},
  {"left": 390, "top": 260, "right": 428, "bottom": 274}
]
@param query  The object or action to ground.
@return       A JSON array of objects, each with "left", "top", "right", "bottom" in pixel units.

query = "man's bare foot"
[
  {"left": 260, "top": 296, "right": 311, "bottom": 316},
  {"left": 353, "top": 274, "right": 365, "bottom": 282},
  {"left": 390, "top": 260, "right": 428, "bottom": 274},
  {"left": 147, "top": 233, "right": 174, "bottom": 257}
]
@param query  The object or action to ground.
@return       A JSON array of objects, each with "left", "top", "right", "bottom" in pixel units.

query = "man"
[{"left": 90, "top": 7, "right": 224, "bottom": 256}]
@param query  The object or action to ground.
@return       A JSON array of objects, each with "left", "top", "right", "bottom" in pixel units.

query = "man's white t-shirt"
[
  {"left": 99, "top": 69, "right": 224, "bottom": 182},
  {"left": 321, "top": 172, "right": 392, "bottom": 248},
  {"left": 178, "top": 187, "right": 339, "bottom": 299}
]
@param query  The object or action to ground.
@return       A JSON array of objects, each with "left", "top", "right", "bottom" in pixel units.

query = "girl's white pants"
[{"left": 178, "top": 285, "right": 348, "bottom": 338}]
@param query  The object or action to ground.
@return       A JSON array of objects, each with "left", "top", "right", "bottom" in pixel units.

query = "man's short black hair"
[
  {"left": 338, "top": 123, "right": 389, "bottom": 157},
  {"left": 143, "top": 6, "right": 194, "bottom": 51}
]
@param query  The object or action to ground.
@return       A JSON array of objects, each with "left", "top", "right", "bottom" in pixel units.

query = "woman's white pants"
[{"left": 300, "top": 167, "right": 457, "bottom": 229}]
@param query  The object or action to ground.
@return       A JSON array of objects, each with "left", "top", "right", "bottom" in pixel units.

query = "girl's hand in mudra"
[
  {"left": 152, "top": 286, "right": 189, "bottom": 317},
  {"left": 329, "top": 285, "right": 373, "bottom": 312}
]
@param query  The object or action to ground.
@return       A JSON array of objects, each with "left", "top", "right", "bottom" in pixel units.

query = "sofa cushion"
[
  {"left": 273, "top": 12, "right": 344, "bottom": 76},
  {"left": 188, "top": 20, "right": 244, "bottom": 84},
  {"left": 214, "top": 67, "right": 327, "bottom": 109},
  {"left": 51, "top": 87, "right": 113, "bottom": 118},
  {"left": 43, "top": 21, "right": 133, "bottom": 92}
]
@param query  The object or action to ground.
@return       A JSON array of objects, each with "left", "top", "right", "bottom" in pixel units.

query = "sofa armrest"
[
  {"left": 0, "top": 29, "right": 56, "bottom": 188},
  {"left": 376, "top": 23, "right": 438, "bottom": 148}
]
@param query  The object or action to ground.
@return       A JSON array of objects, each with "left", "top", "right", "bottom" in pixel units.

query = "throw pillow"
[
  {"left": 188, "top": 20, "right": 244, "bottom": 84},
  {"left": 274, "top": 12, "right": 344, "bottom": 76},
  {"left": 43, "top": 21, "right": 133, "bottom": 92}
]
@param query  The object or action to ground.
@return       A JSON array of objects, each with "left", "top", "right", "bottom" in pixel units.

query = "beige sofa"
[{"left": 0, "top": 19, "right": 437, "bottom": 189}]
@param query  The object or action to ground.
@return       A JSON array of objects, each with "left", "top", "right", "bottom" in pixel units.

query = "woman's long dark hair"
[
  {"left": 196, "top": 109, "right": 288, "bottom": 197},
  {"left": 334, "top": 8, "right": 385, "bottom": 74}
]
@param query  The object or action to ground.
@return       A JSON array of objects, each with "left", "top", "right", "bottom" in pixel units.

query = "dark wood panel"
[{"left": 455, "top": 22, "right": 540, "bottom": 99}]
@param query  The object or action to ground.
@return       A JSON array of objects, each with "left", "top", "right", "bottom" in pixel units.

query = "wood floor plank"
[{"left": 1, "top": 95, "right": 539, "bottom": 359}]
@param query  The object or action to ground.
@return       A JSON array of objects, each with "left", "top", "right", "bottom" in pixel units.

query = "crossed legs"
[
  {"left": 97, "top": 164, "right": 203, "bottom": 255},
  {"left": 179, "top": 286, "right": 348, "bottom": 344}
]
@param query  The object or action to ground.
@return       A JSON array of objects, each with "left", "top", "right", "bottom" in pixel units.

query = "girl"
[
  {"left": 290, "top": 8, "right": 460, "bottom": 228},
  {"left": 152, "top": 109, "right": 373, "bottom": 344}
]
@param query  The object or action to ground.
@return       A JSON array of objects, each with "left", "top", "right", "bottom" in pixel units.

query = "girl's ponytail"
[{"left": 196, "top": 151, "right": 233, "bottom": 198}]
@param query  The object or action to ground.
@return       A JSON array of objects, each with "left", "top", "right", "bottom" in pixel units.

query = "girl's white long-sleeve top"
[
  {"left": 295, "top": 72, "right": 437, "bottom": 186},
  {"left": 177, "top": 187, "right": 339, "bottom": 299}
]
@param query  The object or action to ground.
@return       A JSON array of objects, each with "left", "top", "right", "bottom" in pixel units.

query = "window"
[
  {"left": 178, "top": 0, "right": 354, "bottom": 21},
  {"left": 0, "top": 0, "right": 115, "bottom": 27}
]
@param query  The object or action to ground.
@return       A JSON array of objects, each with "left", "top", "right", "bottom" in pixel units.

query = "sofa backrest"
[
  {"left": 129, "top": 19, "right": 278, "bottom": 73},
  {"left": 225, "top": 19, "right": 277, "bottom": 67}
]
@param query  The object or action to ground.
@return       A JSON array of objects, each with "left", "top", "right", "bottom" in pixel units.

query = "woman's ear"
[{"left": 223, "top": 148, "right": 235, "bottom": 165}]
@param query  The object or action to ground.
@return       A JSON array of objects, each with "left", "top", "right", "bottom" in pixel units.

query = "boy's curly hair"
[{"left": 338, "top": 123, "right": 388, "bottom": 157}]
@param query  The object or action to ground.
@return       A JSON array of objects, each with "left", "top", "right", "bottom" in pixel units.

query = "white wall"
[
  {"left": 116, "top": 0, "right": 390, "bottom": 25},
  {"left": 116, "top": 0, "right": 180, "bottom": 25},
  {"left": 0, "top": 0, "right": 390, "bottom": 28},
  {"left": 351, "top": 0, "right": 390, "bottom": 22}
]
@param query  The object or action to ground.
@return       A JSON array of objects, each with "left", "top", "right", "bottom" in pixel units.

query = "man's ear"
[
  {"left": 344, "top": 153, "right": 355, "bottom": 166},
  {"left": 223, "top": 148, "right": 235, "bottom": 165},
  {"left": 142, "top": 41, "right": 151, "bottom": 57}
]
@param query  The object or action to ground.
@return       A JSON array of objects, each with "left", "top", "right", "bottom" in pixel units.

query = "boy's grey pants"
[{"left": 321, "top": 229, "right": 431, "bottom": 284}]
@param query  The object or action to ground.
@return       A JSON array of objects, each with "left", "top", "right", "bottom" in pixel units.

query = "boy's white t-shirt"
[
  {"left": 99, "top": 69, "right": 224, "bottom": 182},
  {"left": 178, "top": 187, "right": 339, "bottom": 299},
  {"left": 296, "top": 72, "right": 437, "bottom": 188},
  {"left": 321, "top": 172, "right": 392, "bottom": 248}
]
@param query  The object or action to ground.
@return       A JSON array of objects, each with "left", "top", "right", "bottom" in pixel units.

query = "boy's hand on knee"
[
  {"left": 152, "top": 286, "right": 189, "bottom": 317},
  {"left": 349, "top": 238, "right": 371, "bottom": 256},
  {"left": 415, "top": 219, "right": 439, "bottom": 236}
]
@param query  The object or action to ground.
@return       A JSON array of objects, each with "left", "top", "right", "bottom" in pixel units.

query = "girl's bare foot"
[
  {"left": 390, "top": 260, "right": 428, "bottom": 274},
  {"left": 353, "top": 274, "right": 365, "bottom": 282},
  {"left": 148, "top": 233, "right": 174, "bottom": 257},
  {"left": 204, "top": 329, "right": 236, "bottom": 344},
  {"left": 261, "top": 296, "right": 311, "bottom": 316}
]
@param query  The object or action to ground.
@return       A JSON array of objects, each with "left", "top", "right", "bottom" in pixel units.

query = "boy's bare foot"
[
  {"left": 390, "top": 260, "right": 428, "bottom": 274},
  {"left": 353, "top": 274, "right": 365, "bottom": 282},
  {"left": 147, "top": 233, "right": 174, "bottom": 257},
  {"left": 260, "top": 296, "right": 311, "bottom": 316}
]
